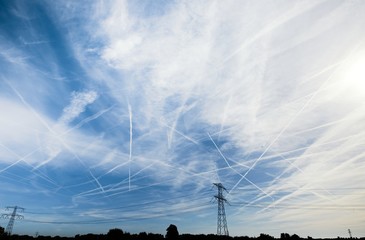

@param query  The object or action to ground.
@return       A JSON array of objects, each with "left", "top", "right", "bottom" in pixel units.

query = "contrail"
[
  {"left": 162, "top": 121, "right": 199, "bottom": 145},
  {"left": 3, "top": 78, "right": 55, "bottom": 134},
  {"left": 32, "top": 106, "right": 114, "bottom": 170},
  {"left": 193, "top": 131, "right": 365, "bottom": 188},
  {"left": 5, "top": 78, "right": 108, "bottom": 194},
  {"left": 228, "top": 51, "right": 356, "bottom": 194},
  {"left": 73, "top": 155, "right": 215, "bottom": 199},
  {"left": 221, "top": 1, "right": 323, "bottom": 64},
  {"left": 128, "top": 102, "right": 133, "bottom": 191},
  {"left": 88, "top": 170, "right": 105, "bottom": 193},
  {"left": 80, "top": 161, "right": 105, "bottom": 195},
  {"left": 252, "top": 133, "right": 365, "bottom": 214},
  {"left": 0, "top": 143, "right": 59, "bottom": 186},
  {"left": 5, "top": 92, "right": 103, "bottom": 193},
  {"left": 208, "top": 133, "right": 231, "bottom": 167},
  {"left": 208, "top": 132, "right": 250, "bottom": 169},
  {"left": 76, "top": 165, "right": 156, "bottom": 199},
  {"left": 218, "top": 95, "right": 232, "bottom": 140},
  {"left": 33, "top": 150, "right": 61, "bottom": 170},
  {"left": 105, "top": 161, "right": 131, "bottom": 176},
  {"left": 45, "top": 129, "right": 106, "bottom": 194},
  {"left": 165, "top": 96, "right": 195, "bottom": 148},
  {"left": 101, "top": 157, "right": 221, "bottom": 199},
  {"left": 103, "top": 163, "right": 156, "bottom": 199},
  {"left": 260, "top": 154, "right": 335, "bottom": 209},
  {"left": 107, "top": 162, "right": 155, "bottom": 192},
  {"left": 242, "top": 176, "right": 272, "bottom": 200},
  {"left": 0, "top": 146, "right": 38, "bottom": 173},
  {"left": 208, "top": 133, "right": 272, "bottom": 200},
  {"left": 195, "top": 57, "right": 350, "bottom": 148},
  {"left": 63, "top": 105, "right": 115, "bottom": 135},
  {"left": 0, "top": 159, "right": 24, "bottom": 173}
]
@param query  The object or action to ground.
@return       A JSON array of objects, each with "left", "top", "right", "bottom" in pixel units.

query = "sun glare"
[
  {"left": 346, "top": 57, "right": 365, "bottom": 85},
  {"left": 337, "top": 53, "right": 365, "bottom": 99}
]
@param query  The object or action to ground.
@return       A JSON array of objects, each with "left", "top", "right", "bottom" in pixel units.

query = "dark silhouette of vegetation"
[
  {"left": 0, "top": 226, "right": 5, "bottom": 236},
  {"left": 0, "top": 225, "right": 364, "bottom": 240},
  {"left": 107, "top": 228, "right": 124, "bottom": 240},
  {"left": 281, "top": 233, "right": 291, "bottom": 240},
  {"left": 166, "top": 224, "right": 179, "bottom": 240},
  {"left": 259, "top": 234, "right": 275, "bottom": 240}
]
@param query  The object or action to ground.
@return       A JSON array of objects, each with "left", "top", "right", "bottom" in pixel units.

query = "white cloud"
[
  {"left": 87, "top": 0, "right": 365, "bottom": 236},
  {"left": 2, "top": 0, "right": 365, "bottom": 236},
  {"left": 0, "top": 98, "right": 50, "bottom": 163},
  {"left": 59, "top": 90, "right": 99, "bottom": 125}
]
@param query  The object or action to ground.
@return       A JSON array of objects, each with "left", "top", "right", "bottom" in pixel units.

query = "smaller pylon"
[
  {"left": 348, "top": 229, "right": 352, "bottom": 238},
  {"left": 1, "top": 206, "right": 24, "bottom": 235}
]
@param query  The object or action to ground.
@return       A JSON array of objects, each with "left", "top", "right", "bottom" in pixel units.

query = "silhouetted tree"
[
  {"left": 281, "top": 233, "right": 290, "bottom": 240},
  {"left": 139, "top": 232, "right": 148, "bottom": 240},
  {"left": 290, "top": 234, "right": 300, "bottom": 240},
  {"left": 0, "top": 226, "right": 347, "bottom": 240},
  {"left": 258, "top": 233, "right": 274, "bottom": 240},
  {"left": 166, "top": 224, "right": 179, "bottom": 240},
  {"left": 233, "top": 235, "right": 250, "bottom": 240},
  {"left": 107, "top": 228, "right": 124, "bottom": 240},
  {"left": 147, "top": 232, "right": 164, "bottom": 240}
]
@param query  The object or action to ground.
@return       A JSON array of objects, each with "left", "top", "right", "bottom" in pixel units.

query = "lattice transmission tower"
[
  {"left": 1, "top": 206, "right": 24, "bottom": 235},
  {"left": 213, "top": 183, "right": 229, "bottom": 236},
  {"left": 348, "top": 229, "right": 353, "bottom": 238}
]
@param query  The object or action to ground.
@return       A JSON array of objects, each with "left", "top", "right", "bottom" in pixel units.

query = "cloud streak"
[
  {"left": 59, "top": 90, "right": 99, "bottom": 125},
  {"left": 1, "top": 0, "right": 365, "bottom": 237}
]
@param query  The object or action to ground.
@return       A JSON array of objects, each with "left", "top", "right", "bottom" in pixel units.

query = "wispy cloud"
[
  {"left": 1, "top": 0, "right": 365, "bottom": 237},
  {"left": 59, "top": 90, "right": 99, "bottom": 125}
]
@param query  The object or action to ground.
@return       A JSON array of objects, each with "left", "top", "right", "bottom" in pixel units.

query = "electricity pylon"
[
  {"left": 1, "top": 206, "right": 24, "bottom": 235},
  {"left": 213, "top": 183, "right": 229, "bottom": 236},
  {"left": 348, "top": 229, "right": 352, "bottom": 238}
]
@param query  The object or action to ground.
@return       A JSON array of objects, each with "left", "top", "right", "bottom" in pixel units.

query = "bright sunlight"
[{"left": 336, "top": 52, "right": 365, "bottom": 100}]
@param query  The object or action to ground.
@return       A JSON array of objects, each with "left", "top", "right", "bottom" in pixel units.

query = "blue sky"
[{"left": 1, "top": 0, "right": 365, "bottom": 237}]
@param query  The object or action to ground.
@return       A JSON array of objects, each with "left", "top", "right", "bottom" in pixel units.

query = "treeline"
[{"left": 0, "top": 228, "right": 364, "bottom": 240}]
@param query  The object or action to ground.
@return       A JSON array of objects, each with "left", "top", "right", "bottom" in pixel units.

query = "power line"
[
  {"left": 229, "top": 202, "right": 365, "bottom": 210},
  {"left": 25, "top": 189, "right": 212, "bottom": 215},
  {"left": 22, "top": 201, "right": 210, "bottom": 225},
  {"left": 21, "top": 190, "right": 215, "bottom": 224}
]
